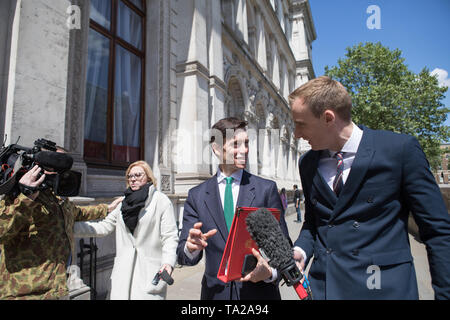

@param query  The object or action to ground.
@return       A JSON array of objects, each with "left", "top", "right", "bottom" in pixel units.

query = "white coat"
[{"left": 74, "top": 185, "right": 179, "bottom": 300}]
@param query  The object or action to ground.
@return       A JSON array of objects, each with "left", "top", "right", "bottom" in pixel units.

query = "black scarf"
[{"left": 121, "top": 182, "right": 152, "bottom": 234}]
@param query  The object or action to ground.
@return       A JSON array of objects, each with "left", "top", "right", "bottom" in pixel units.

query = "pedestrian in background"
[
  {"left": 293, "top": 184, "right": 302, "bottom": 223},
  {"left": 279, "top": 188, "right": 288, "bottom": 211}
]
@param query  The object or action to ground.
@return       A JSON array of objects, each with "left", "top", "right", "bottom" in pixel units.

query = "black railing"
[{"left": 78, "top": 238, "right": 98, "bottom": 300}]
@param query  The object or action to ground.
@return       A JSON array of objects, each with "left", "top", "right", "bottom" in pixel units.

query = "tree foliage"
[{"left": 325, "top": 42, "right": 449, "bottom": 169}]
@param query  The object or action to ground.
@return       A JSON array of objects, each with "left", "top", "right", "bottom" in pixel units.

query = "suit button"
[
  {"left": 351, "top": 249, "right": 359, "bottom": 256},
  {"left": 353, "top": 221, "right": 360, "bottom": 228},
  {"left": 326, "top": 248, "right": 333, "bottom": 254},
  {"left": 367, "top": 196, "right": 374, "bottom": 203},
  {"left": 328, "top": 224, "right": 334, "bottom": 228},
  {"left": 312, "top": 198, "right": 317, "bottom": 206}
]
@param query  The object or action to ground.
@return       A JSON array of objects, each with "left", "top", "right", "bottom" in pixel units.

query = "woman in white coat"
[{"left": 74, "top": 161, "right": 179, "bottom": 300}]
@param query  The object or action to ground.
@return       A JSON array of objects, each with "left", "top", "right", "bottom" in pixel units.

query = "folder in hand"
[{"left": 217, "top": 207, "right": 281, "bottom": 283}]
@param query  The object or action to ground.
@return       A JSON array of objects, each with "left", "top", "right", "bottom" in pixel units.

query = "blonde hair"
[
  {"left": 288, "top": 76, "right": 352, "bottom": 122},
  {"left": 125, "top": 160, "right": 157, "bottom": 188}
]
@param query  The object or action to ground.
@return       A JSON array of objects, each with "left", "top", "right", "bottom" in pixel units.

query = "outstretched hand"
[
  {"left": 186, "top": 222, "right": 217, "bottom": 253},
  {"left": 108, "top": 196, "right": 124, "bottom": 213}
]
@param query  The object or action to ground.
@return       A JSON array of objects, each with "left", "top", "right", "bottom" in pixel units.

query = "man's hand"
[
  {"left": 18, "top": 165, "right": 45, "bottom": 200},
  {"left": 293, "top": 248, "right": 305, "bottom": 272},
  {"left": 108, "top": 196, "right": 124, "bottom": 213},
  {"left": 186, "top": 222, "right": 217, "bottom": 253},
  {"left": 239, "top": 248, "right": 272, "bottom": 283}
]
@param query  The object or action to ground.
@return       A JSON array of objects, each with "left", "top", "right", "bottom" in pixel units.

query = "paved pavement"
[{"left": 167, "top": 210, "right": 434, "bottom": 300}]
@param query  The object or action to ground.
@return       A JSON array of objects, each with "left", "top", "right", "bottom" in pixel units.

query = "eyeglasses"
[{"left": 127, "top": 172, "right": 145, "bottom": 180}]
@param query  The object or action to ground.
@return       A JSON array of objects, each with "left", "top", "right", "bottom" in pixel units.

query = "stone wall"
[{"left": 439, "top": 185, "right": 450, "bottom": 212}]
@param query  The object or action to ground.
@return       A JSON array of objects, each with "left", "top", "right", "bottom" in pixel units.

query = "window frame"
[{"left": 85, "top": 0, "right": 146, "bottom": 169}]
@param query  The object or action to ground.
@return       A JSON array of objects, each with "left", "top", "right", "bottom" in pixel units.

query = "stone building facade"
[
  {"left": 436, "top": 143, "right": 450, "bottom": 184},
  {"left": 0, "top": 0, "right": 316, "bottom": 298}
]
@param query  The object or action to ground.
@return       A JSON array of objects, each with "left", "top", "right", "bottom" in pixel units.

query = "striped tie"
[{"left": 333, "top": 152, "right": 344, "bottom": 196}]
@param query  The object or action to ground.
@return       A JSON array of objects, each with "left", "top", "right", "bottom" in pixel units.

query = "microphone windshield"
[
  {"left": 34, "top": 151, "right": 73, "bottom": 173},
  {"left": 246, "top": 208, "right": 292, "bottom": 270}
]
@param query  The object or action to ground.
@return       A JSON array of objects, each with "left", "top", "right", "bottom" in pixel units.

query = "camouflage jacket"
[{"left": 0, "top": 190, "right": 108, "bottom": 300}]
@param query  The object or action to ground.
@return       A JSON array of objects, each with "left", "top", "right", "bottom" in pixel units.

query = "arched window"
[
  {"left": 84, "top": 0, "right": 145, "bottom": 167},
  {"left": 226, "top": 78, "right": 245, "bottom": 118}
]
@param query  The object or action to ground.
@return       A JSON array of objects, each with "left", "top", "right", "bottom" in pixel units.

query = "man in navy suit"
[
  {"left": 289, "top": 76, "right": 450, "bottom": 299},
  {"left": 176, "top": 117, "right": 291, "bottom": 300}
]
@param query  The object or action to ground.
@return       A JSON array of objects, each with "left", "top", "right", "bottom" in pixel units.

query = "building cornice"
[{"left": 290, "top": 0, "right": 317, "bottom": 42}]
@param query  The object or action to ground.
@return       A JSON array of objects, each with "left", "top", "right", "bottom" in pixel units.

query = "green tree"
[{"left": 325, "top": 42, "right": 449, "bottom": 169}]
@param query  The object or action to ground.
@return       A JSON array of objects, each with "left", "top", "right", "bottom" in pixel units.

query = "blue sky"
[{"left": 308, "top": 0, "right": 450, "bottom": 127}]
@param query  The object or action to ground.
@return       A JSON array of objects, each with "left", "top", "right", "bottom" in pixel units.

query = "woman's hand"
[{"left": 160, "top": 264, "right": 173, "bottom": 275}]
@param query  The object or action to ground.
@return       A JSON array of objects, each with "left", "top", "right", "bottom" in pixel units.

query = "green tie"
[{"left": 224, "top": 177, "right": 234, "bottom": 231}]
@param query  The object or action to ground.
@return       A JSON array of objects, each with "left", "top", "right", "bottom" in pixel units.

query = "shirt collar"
[
  {"left": 217, "top": 168, "right": 243, "bottom": 184},
  {"left": 329, "top": 122, "right": 363, "bottom": 157}
]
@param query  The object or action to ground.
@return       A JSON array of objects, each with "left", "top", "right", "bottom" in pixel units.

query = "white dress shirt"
[
  {"left": 295, "top": 123, "right": 363, "bottom": 263},
  {"left": 216, "top": 168, "right": 243, "bottom": 215},
  {"left": 318, "top": 122, "right": 363, "bottom": 190}
]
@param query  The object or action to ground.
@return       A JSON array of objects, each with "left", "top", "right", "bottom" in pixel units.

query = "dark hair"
[
  {"left": 293, "top": 184, "right": 298, "bottom": 189},
  {"left": 280, "top": 188, "right": 286, "bottom": 194},
  {"left": 209, "top": 117, "right": 248, "bottom": 144}
]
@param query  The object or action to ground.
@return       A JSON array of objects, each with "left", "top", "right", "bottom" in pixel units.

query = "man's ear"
[
  {"left": 211, "top": 142, "right": 222, "bottom": 158},
  {"left": 323, "top": 110, "right": 335, "bottom": 125}
]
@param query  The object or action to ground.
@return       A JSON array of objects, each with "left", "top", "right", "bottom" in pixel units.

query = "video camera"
[{"left": 0, "top": 138, "right": 81, "bottom": 197}]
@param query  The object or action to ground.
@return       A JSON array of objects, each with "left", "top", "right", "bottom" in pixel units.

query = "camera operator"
[{"left": 0, "top": 157, "right": 122, "bottom": 300}]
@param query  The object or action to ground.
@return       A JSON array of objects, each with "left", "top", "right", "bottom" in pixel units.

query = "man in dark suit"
[
  {"left": 289, "top": 76, "right": 450, "bottom": 300},
  {"left": 176, "top": 117, "right": 291, "bottom": 300}
]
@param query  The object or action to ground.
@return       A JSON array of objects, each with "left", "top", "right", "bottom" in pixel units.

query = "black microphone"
[
  {"left": 246, "top": 208, "right": 311, "bottom": 300},
  {"left": 33, "top": 151, "right": 73, "bottom": 173},
  {"left": 152, "top": 269, "right": 174, "bottom": 286}
]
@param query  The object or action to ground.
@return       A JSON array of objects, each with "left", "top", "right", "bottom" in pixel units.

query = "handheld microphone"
[
  {"left": 152, "top": 269, "right": 174, "bottom": 286},
  {"left": 246, "top": 208, "right": 312, "bottom": 300}
]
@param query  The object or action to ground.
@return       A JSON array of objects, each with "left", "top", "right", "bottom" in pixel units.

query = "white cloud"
[{"left": 430, "top": 68, "right": 450, "bottom": 88}]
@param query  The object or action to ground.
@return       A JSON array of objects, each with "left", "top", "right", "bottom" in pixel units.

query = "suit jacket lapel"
[
  {"left": 236, "top": 170, "right": 255, "bottom": 208},
  {"left": 204, "top": 175, "right": 229, "bottom": 243},
  {"left": 331, "top": 126, "right": 375, "bottom": 221},
  {"left": 310, "top": 150, "right": 338, "bottom": 208}
]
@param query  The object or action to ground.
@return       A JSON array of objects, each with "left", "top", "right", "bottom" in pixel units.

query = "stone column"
[
  {"left": 276, "top": 130, "right": 285, "bottom": 179},
  {"left": 175, "top": 0, "right": 211, "bottom": 194},
  {"left": 65, "top": 0, "right": 91, "bottom": 196},
  {"left": 0, "top": 0, "right": 16, "bottom": 139},
  {"left": 3, "top": 0, "right": 71, "bottom": 147},
  {"left": 207, "top": 0, "right": 226, "bottom": 172},
  {"left": 270, "top": 37, "right": 280, "bottom": 90},
  {"left": 255, "top": 9, "right": 267, "bottom": 73},
  {"left": 245, "top": 116, "right": 259, "bottom": 175},
  {"left": 260, "top": 127, "right": 272, "bottom": 177},
  {"left": 235, "top": 0, "right": 248, "bottom": 43},
  {"left": 291, "top": 0, "right": 316, "bottom": 84}
]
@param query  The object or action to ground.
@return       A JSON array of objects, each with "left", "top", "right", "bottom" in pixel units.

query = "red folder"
[{"left": 217, "top": 207, "right": 281, "bottom": 283}]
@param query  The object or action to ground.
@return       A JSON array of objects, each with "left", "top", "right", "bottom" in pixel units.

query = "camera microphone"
[
  {"left": 33, "top": 151, "right": 73, "bottom": 173},
  {"left": 246, "top": 208, "right": 312, "bottom": 300}
]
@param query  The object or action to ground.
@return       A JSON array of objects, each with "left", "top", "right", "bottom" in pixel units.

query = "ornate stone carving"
[{"left": 161, "top": 174, "right": 171, "bottom": 192}]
